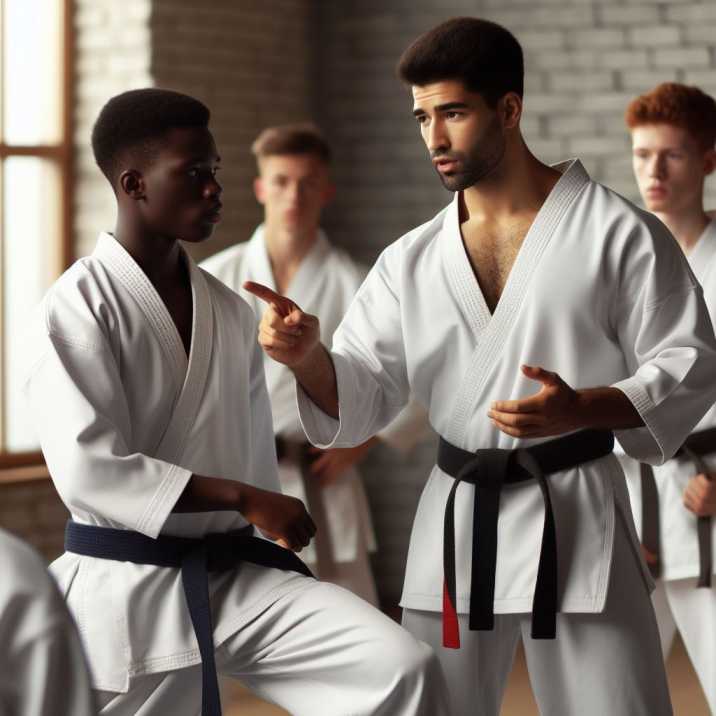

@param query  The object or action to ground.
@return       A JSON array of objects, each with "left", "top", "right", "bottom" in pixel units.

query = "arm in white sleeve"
[
  {"left": 612, "top": 215, "right": 716, "bottom": 464},
  {"left": 297, "top": 246, "right": 411, "bottom": 448},
  {"left": 23, "top": 308, "right": 191, "bottom": 538}
]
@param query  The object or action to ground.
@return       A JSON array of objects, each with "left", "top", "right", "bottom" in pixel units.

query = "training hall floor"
[{"left": 223, "top": 632, "right": 709, "bottom": 715}]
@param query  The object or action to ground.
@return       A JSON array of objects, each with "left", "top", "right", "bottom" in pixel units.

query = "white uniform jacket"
[
  {"left": 621, "top": 219, "right": 716, "bottom": 581},
  {"left": 23, "top": 233, "right": 308, "bottom": 692},
  {"left": 202, "top": 227, "right": 428, "bottom": 563},
  {"left": 296, "top": 159, "right": 716, "bottom": 616},
  {"left": 0, "top": 528, "right": 96, "bottom": 715}
]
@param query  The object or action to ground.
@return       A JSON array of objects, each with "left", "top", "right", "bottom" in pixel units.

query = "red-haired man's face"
[{"left": 631, "top": 123, "right": 715, "bottom": 214}]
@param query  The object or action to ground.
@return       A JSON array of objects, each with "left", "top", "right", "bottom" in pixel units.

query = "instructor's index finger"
[{"left": 243, "top": 281, "right": 284, "bottom": 305}]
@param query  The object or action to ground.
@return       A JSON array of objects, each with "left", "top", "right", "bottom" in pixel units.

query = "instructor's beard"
[{"left": 432, "top": 118, "right": 506, "bottom": 192}]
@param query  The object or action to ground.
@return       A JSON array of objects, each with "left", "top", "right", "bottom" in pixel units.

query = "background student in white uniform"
[
  {"left": 202, "top": 124, "right": 428, "bottom": 606},
  {"left": 23, "top": 88, "right": 447, "bottom": 716},
  {"left": 245, "top": 18, "right": 716, "bottom": 716},
  {"left": 619, "top": 82, "right": 716, "bottom": 713},
  {"left": 0, "top": 527, "right": 96, "bottom": 715}
]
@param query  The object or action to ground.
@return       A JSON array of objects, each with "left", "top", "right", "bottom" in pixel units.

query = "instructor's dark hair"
[
  {"left": 91, "top": 88, "right": 211, "bottom": 185},
  {"left": 397, "top": 18, "right": 524, "bottom": 108}
]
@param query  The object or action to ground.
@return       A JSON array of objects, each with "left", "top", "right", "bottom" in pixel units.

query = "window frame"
[{"left": 0, "top": 0, "right": 73, "bottom": 471}]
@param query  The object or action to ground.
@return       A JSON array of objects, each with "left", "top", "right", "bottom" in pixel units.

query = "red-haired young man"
[{"left": 623, "top": 82, "right": 716, "bottom": 713}]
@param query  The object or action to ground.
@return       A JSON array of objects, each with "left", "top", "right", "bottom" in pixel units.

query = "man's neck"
[
  {"left": 460, "top": 142, "right": 560, "bottom": 228},
  {"left": 263, "top": 222, "right": 320, "bottom": 294},
  {"left": 113, "top": 215, "right": 183, "bottom": 287},
  {"left": 655, "top": 207, "right": 710, "bottom": 255}
]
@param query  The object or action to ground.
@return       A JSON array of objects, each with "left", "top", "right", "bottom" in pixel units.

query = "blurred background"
[{"left": 1, "top": 1, "right": 714, "bottom": 713}]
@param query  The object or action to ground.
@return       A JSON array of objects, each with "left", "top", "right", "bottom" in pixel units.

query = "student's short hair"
[
  {"left": 625, "top": 83, "right": 716, "bottom": 151},
  {"left": 397, "top": 17, "right": 524, "bottom": 107},
  {"left": 251, "top": 123, "right": 332, "bottom": 165},
  {"left": 92, "top": 88, "right": 211, "bottom": 184}
]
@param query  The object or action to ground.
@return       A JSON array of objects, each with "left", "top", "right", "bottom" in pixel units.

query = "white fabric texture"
[
  {"left": 402, "top": 512, "right": 672, "bottom": 716},
  {"left": 94, "top": 579, "right": 449, "bottom": 716},
  {"left": 0, "top": 528, "right": 96, "bottom": 716},
  {"left": 651, "top": 577, "right": 716, "bottom": 713},
  {"left": 296, "top": 159, "right": 716, "bottom": 618}
]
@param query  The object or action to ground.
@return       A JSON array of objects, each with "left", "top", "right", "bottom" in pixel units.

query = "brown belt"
[
  {"left": 275, "top": 436, "right": 335, "bottom": 579},
  {"left": 640, "top": 426, "right": 715, "bottom": 588}
]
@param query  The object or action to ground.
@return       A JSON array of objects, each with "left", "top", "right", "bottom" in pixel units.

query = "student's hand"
[
  {"left": 683, "top": 473, "right": 716, "bottom": 517},
  {"left": 308, "top": 438, "right": 378, "bottom": 487},
  {"left": 237, "top": 483, "right": 317, "bottom": 552},
  {"left": 243, "top": 281, "right": 320, "bottom": 368},
  {"left": 488, "top": 365, "right": 581, "bottom": 438}
]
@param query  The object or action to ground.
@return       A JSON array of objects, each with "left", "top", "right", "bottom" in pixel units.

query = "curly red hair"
[{"left": 625, "top": 82, "right": 716, "bottom": 151}]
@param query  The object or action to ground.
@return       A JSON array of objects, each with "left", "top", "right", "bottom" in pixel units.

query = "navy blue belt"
[
  {"left": 65, "top": 520, "right": 313, "bottom": 716},
  {"left": 437, "top": 429, "right": 614, "bottom": 648}
]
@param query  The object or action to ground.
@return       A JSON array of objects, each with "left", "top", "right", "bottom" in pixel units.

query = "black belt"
[
  {"left": 65, "top": 520, "right": 313, "bottom": 716},
  {"left": 641, "top": 425, "right": 716, "bottom": 588},
  {"left": 437, "top": 429, "right": 614, "bottom": 649}
]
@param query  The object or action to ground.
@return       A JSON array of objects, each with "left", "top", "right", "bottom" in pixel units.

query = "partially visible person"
[
  {"left": 0, "top": 527, "right": 96, "bottom": 715},
  {"left": 202, "top": 124, "right": 429, "bottom": 605},
  {"left": 621, "top": 81, "right": 716, "bottom": 713},
  {"left": 246, "top": 18, "right": 716, "bottom": 716}
]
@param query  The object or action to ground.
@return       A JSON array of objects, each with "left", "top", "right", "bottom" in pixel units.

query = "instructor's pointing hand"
[{"left": 243, "top": 281, "right": 320, "bottom": 367}]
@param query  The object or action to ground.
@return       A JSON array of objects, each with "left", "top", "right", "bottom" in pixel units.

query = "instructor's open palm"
[{"left": 243, "top": 281, "right": 320, "bottom": 367}]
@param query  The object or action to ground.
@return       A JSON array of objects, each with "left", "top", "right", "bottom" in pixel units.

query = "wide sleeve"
[
  {"left": 297, "top": 246, "right": 411, "bottom": 448},
  {"left": 23, "top": 305, "right": 192, "bottom": 538},
  {"left": 611, "top": 215, "right": 716, "bottom": 464}
]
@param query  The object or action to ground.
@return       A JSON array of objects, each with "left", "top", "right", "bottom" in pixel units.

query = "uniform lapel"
[
  {"left": 154, "top": 256, "right": 213, "bottom": 463},
  {"left": 94, "top": 233, "right": 213, "bottom": 463},
  {"left": 444, "top": 160, "right": 591, "bottom": 445}
]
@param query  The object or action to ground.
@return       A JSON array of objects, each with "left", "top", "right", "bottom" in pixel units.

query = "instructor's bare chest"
[{"left": 461, "top": 218, "right": 534, "bottom": 314}]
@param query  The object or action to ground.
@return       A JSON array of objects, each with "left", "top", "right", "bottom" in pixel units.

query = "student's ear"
[
  {"left": 119, "top": 170, "right": 145, "bottom": 200},
  {"left": 500, "top": 92, "right": 522, "bottom": 131},
  {"left": 703, "top": 148, "right": 716, "bottom": 177},
  {"left": 254, "top": 177, "right": 267, "bottom": 205}
]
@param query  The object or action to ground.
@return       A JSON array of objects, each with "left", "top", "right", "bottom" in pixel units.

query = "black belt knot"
[{"left": 438, "top": 429, "right": 614, "bottom": 649}]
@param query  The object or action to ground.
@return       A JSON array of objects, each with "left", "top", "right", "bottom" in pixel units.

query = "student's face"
[
  {"left": 254, "top": 154, "right": 334, "bottom": 235},
  {"left": 411, "top": 80, "right": 511, "bottom": 192},
  {"left": 631, "top": 123, "right": 715, "bottom": 214},
  {"left": 138, "top": 126, "right": 222, "bottom": 243}
]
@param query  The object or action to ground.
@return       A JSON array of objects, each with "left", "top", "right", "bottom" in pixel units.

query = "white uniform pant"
[
  {"left": 402, "top": 511, "right": 672, "bottom": 716},
  {"left": 652, "top": 576, "right": 716, "bottom": 714},
  {"left": 95, "top": 579, "right": 448, "bottom": 716}
]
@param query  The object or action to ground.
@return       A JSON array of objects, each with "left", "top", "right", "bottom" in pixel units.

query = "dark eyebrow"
[{"left": 412, "top": 102, "right": 470, "bottom": 117}]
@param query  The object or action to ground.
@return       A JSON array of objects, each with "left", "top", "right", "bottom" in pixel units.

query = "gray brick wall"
[{"left": 150, "top": 0, "right": 317, "bottom": 264}]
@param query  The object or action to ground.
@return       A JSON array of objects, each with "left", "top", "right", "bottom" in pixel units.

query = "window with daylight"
[{"left": 0, "top": 0, "right": 72, "bottom": 469}]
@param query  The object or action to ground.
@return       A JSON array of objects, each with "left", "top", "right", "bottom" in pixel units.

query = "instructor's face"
[{"left": 412, "top": 80, "right": 505, "bottom": 192}]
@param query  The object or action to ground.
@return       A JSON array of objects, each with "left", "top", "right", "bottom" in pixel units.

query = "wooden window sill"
[{"left": 0, "top": 464, "right": 50, "bottom": 484}]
